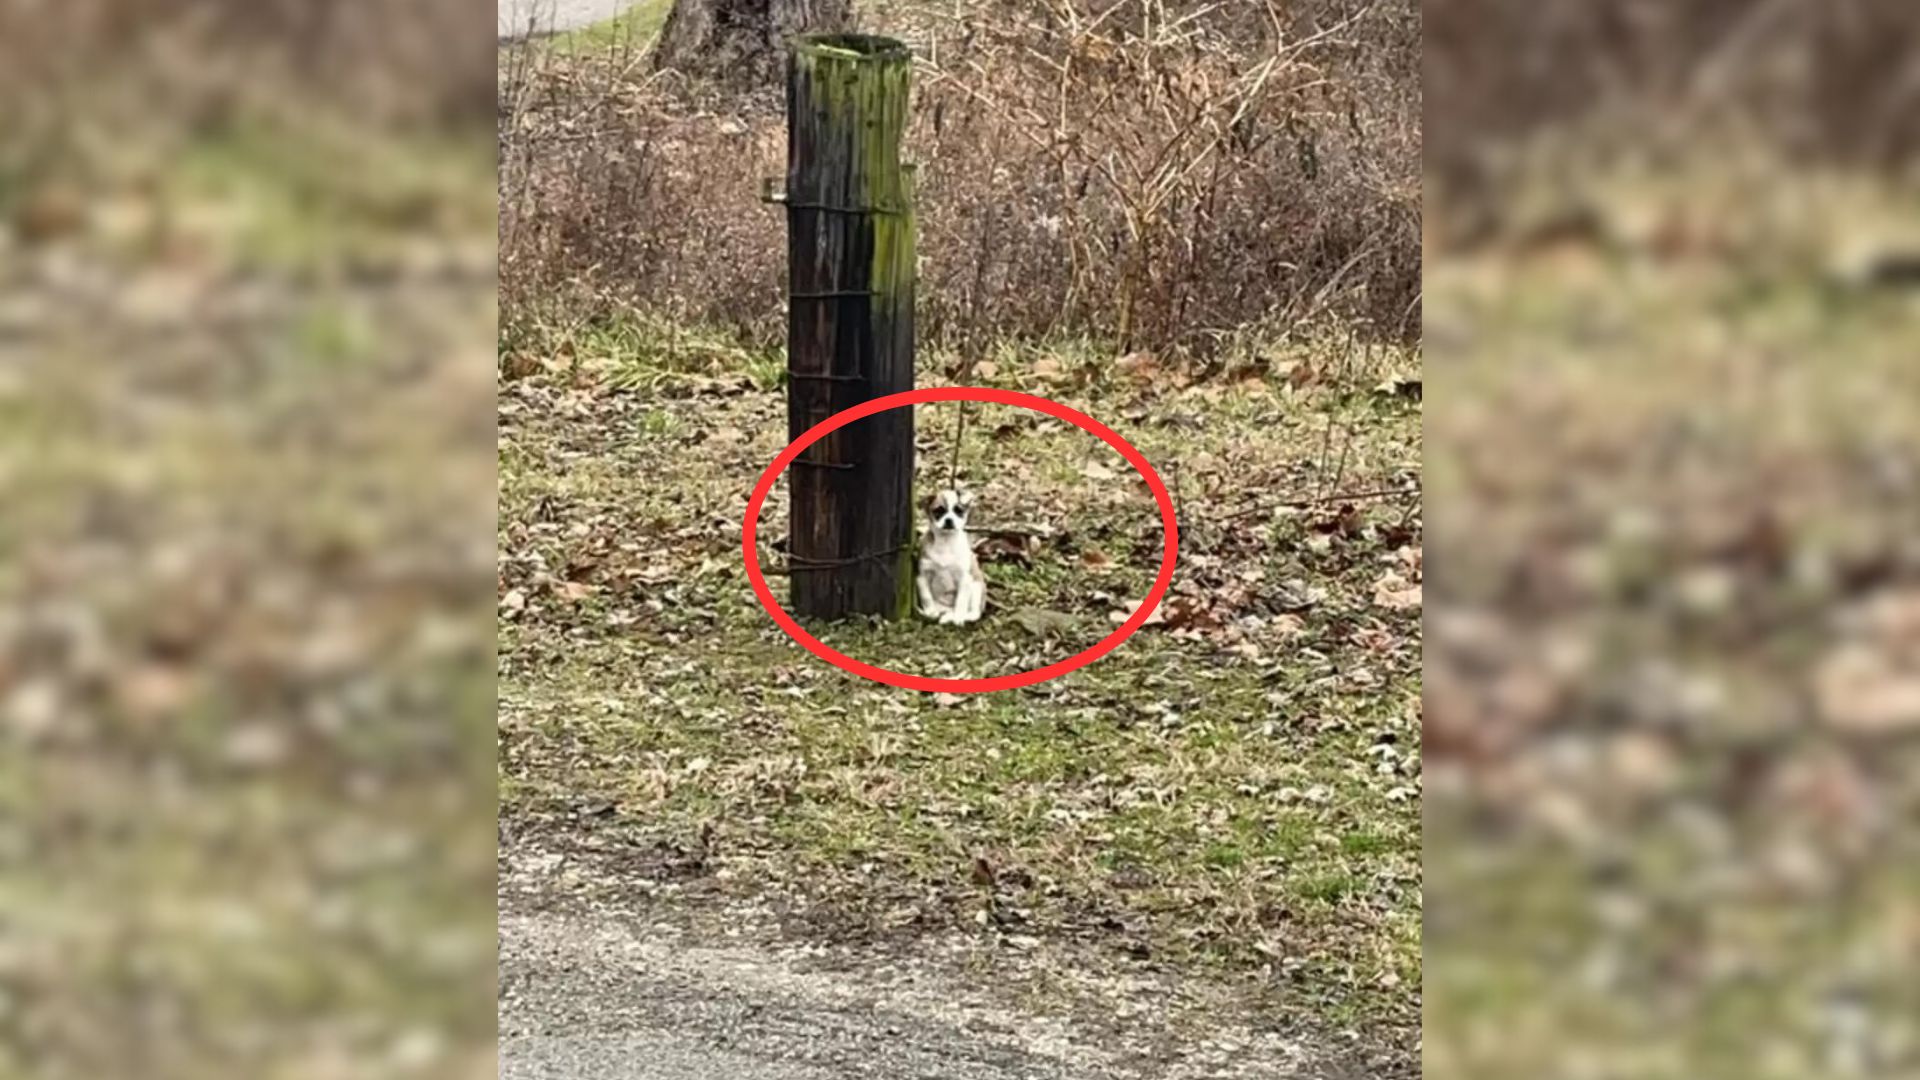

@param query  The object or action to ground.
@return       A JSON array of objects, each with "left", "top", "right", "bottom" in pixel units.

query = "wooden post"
[{"left": 779, "top": 34, "right": 916, "bottom": 620}]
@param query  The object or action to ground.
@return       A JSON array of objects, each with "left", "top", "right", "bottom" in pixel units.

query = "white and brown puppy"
[{"left": 916, "top": 487, "right": 985, "bottom": 625}]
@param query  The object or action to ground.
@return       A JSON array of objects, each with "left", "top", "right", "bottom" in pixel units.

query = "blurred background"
[
  {"left": 15, "top": 0, "right": 1919, "bottom": 1073},
  {"left": 1425, "top": 2, "right": 1920, "bottom": 1077},
  {"left": 0, "top": 2, "right": 495, "bottom": 1077}
]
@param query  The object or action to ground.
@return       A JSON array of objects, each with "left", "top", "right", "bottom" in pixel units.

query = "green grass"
[
  {"left": 508, "top": 309, "right": 787, "bottom": 392},
  {"left": 1423, "top": 160, "right": 1920, "bottom": 1080},
  {"left": 2, "top": 103, "right": 497, "bottom": 1076},
  {"left": 540, "top": 0, "right": 673, "bottom": 55},
  {"left": 161, "top": 113, "right": 493, "bottom": 275},
  {"left": 498, "top": 318, "right": 1423, "bottom": 1041}
]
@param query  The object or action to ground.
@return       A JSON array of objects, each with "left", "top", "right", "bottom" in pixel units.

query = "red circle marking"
[{"left": 742, "top": 386, "right": 1179, "bottom": 693}]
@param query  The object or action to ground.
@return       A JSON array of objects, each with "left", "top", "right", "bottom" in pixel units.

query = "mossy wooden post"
[{"left": 781, "top": 34, "right": 916, "bottom": 620}]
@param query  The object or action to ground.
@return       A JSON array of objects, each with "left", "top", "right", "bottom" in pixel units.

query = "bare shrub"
[
  {"left": 1426, "top": 0, "right": 1920, "bottom": 212},
  {"left": 911, "top": 0, "right": 1420, "bottom": 351},
  {"left": 0, "top": 0, "right": 489, "bottom": 128},
  {"left": 497, "top": 56, "right": 790, "bottom": 348},
  {"left": 498, "top": 0, "right": 1422, "bottom": 361}
]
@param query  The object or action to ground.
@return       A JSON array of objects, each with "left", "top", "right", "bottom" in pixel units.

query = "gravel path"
[
  {"left": 499, "top": 910, "right": 1133, "bottom": 1080},
  {"left": 495, "top": 849, "right": 1364, "bottom": 1080}
]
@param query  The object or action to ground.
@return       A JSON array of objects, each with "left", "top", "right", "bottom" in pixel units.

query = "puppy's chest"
[{"left": 918, "top": 534, "right": 974, "bottom": 602}]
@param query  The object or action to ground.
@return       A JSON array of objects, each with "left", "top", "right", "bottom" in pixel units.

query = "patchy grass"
[
  {"left": 497, "top": 320, "right": 1423, "bottom": 1045},
  {"left": 505, "top": 308, "right": 786, "bottom": 393},
  {"left": 1424, "top": 162, "right": 1920, "bottom": 1079},
  {"left": 158, "top": 115, "right": 494, "bottom": 276},
  {"left": 2, "top": 109, "right": 495, "bottom": 1076}
]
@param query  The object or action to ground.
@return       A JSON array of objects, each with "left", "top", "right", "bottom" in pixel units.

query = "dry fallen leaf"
[
  {"left": 1161, "top": 597, "right": 1220, "bottom": 632},
  {"left": 1082, "top": 460, "right": 1117, "bottom": 482},
  {"left": 1270, "top": 614, "right": 1309, "bottom": 638},
  {"left": 976, "top": 534, "right": 1034, "bottom": 566},
  {"left": 1012, "top": 608, "right": 1079, "bottom": 639},
  {"left": 633, "top": 564, "right": 678, "bottom": 585},
  {"left": 1816, "top": 643, "right": 1920, "bottom": 734},
  {"left": 1316, "top": 504, "right": 1366, "bottom": 538},
  {"left": 971, "top": 855, "right": 996, "bottom": 886},
  {"left": 1371, "top": 572, "right": 1422, "bottom": 611},
  {"left": 12, "top": 184, "right": 87, "bottom": 244},
  {"left": 1276, "top": 359, "right": 1317, "bottom": 389},
  {"left": 1394, "top": 545, "right": 1422, "bottom": 577},
  {"left": 116, "top": 663, "right": 196, "bottom": 723},
  {"left": 1116, "top": 350, "right": 1159, "bottom": 381},
  {"left": 1352, "top": 626, "right": 1397, "bottom": 653}
]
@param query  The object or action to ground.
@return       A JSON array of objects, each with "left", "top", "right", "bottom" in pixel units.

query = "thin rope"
[{"left": 947, "top": 397, "right": 969, "bottom": 491}]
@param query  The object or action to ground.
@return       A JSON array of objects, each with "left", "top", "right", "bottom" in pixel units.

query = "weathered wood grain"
[{"left": 784, "top": 34, "right": 916, "bottom": 620}]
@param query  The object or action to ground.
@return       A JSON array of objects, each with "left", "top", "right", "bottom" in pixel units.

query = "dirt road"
[
  {"left": 497, "top": 845, "right": 1377, "bottom": 1080},
  {"left": 501, "top": 909, "right": 1121, "bottom": 1079}
]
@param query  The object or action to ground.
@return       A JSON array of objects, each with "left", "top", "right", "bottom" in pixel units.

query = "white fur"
[{"left": 916, "top": 488, "right": 985, "bottom": 625}]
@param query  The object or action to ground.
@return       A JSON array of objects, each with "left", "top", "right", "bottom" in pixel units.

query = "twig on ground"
[
  {"left": 1212, "top": 485, "right": 1420, "bottom": 522},
  {"left": 972, "top": 526, "right": 1053, "bottom": 541}
]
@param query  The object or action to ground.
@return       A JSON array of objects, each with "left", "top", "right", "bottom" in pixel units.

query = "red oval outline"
[{"left": 742, "top": 386, "right": 1179, "bottom": 693}]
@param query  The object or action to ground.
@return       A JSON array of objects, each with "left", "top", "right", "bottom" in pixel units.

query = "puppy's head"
[{"left": 927, "top": 487, "right": 974, "bottom": 533}]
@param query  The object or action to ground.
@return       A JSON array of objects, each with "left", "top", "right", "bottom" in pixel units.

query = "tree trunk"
[{"left": 653, "top": 0, "right": 852, "bottom": 91}]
